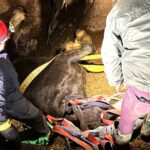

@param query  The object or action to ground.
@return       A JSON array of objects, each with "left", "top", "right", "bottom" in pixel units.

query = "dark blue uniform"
[
  {"left": 0, "top": 52, "right": 49, "bottom": 140},
  {"left": 0, "top": 53, "right": 41, "bottom": 124}
]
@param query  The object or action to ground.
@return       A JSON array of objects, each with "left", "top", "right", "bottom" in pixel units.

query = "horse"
[{"left": 13, "top": 44, "right": 93, "bottom": 117}]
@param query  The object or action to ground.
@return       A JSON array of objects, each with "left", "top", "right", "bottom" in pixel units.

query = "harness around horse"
[{"left": 20, "top": 54, "right": 103, "bottom": 93}]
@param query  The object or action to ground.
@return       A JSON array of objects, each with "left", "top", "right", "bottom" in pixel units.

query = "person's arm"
[
  {"left": 101, "top": 14, "right": 124, "bottom": 88},
  {"left": 0, "top": 69, "right": 8, "bottom": 125}
]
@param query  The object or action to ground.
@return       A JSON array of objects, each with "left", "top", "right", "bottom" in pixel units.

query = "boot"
[
  {"left": 90, "top": 124, "right": 115, "bottom": 136},
  {"left": 90, "top": 121, "right": 132, "bottom": 145},
  {"left": 114, "top": 128, "right": 132, "bottom": 145},
  {"left": 141, "top": 113, "right": 150, "bottom": 137}
]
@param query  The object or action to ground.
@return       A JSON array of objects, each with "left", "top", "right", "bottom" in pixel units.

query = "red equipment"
[{"left": 0, "top": 20, "right": 9, "bottom": 43}]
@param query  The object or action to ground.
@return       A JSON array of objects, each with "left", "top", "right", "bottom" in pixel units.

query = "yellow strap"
[
  {"left": 80, "top": 54, "right": 104, "bottom": 72},
  {"left": 81, "top": 54, "right": 101, "bottom": 60},
  {"left": 20, "top": 55, "right": 60, "bottom": 94},
  {"left": 19, "top": 54, "right": 103, "bottom": 94},
  {"left": 0, "top": 119, "right": 11, "bottom": 131},
  {"left": 81, "top": 64, "right": 104, "bottom": 73}
]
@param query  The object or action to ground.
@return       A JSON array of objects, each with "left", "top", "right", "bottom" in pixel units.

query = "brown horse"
[{"left": 13, "top": 44, "right": 93, "bottom": 117}]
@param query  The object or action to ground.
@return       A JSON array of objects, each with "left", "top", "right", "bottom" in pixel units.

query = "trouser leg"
[{"left": 116, "top": 86, "right": 150, "bottom": 145}]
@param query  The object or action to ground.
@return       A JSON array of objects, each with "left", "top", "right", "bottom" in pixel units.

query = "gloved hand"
[
  {"left": 20, "top": 115, "right": 51, "bottom": 146},
  {"left": 0, "top": 125, "right": 21, "bottom": 150},
  {"left": 23, "top": 114, "right": 50, "bottom": 136},
  {"left": 0, "top": 125, "right": 20, "bottom": 141}
]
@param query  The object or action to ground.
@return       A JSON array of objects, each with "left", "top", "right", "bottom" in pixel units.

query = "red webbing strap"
[
  {"left": 100, "top": 133, "right": 114, "bottom": 150},
  {"left": 54, "top": 126, "right": 93, "bottom": 150},
  {"left": 61, "top": 119, "right": 80, "bottom": 132},
  {"left": 91, "top": 95, "right": 108, "bottom": 102},
  {"left": 69, "top": 99, "right": 82, "bottom": 105},
  {"left": 101, "top": 109, "right": 121, "bottom": 125},
  {"left": 46, "top": 115, "right": 114, "bottom": 150},
  {"left": 69, "top": 95, "right": 107, "bottom": 105},
  {"left": 47, "top": 115, "right": 62, "bottom": 124},
  {"left": 59, "top": 119, "right": 101, "bottom": 149},
  {"left": 87, "top": 133, "right": 100, "bottom": 146},
  {"left": 83, "top": 131, "right": 114, "bottom": 149},
  {"left": 47, "top": 115, "right": 80, "bottom": 131},
  {"left": 81, "top": 131, "right": 100, "bottom": 146},
  {"left": 103, "top": 133, "right": 114, "bottom": 145}
]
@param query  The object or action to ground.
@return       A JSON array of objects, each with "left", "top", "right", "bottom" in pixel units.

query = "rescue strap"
[
  {"left": 69, "top": 96, "right": 114, "bottom": 110},
  {"left": 20, "top": 55, "right": 60, "bottom": 93},
  {"left": 81, "top": 64, "right": 104, "bottom": 73},
  {"left": 20, "top": 54, "right": 103, "bottom": 93},
  {"left": 46, "top": 115, "right": 115, "bottom": 150},
  {"left": 47, "top": 115, "right": 94, "bottom": 150},
  {"left": 101, "top": 109, "right": 121, "bottom": 125},
  {"left": 80, "top": 54, "right": 101, "bottom": 60},
  {"left": 80, "top": 54, "right": 104, "bottom": 73},
  {"left": 0, "top": 119, "right": 11, "bottom": 131}
]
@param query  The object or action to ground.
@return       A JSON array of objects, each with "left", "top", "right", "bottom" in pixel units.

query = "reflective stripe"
[{"left": 0, "top": 119, "right": 11, "bottom": 131}]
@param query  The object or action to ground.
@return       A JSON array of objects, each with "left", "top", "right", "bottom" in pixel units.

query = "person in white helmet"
[{"left": 0, "top": 20, "right": 49, "bottom": 149}]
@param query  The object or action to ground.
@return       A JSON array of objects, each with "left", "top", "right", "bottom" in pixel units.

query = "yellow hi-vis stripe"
[{"left": 0, "top": 119, "right": 11, "bottom": 131}]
